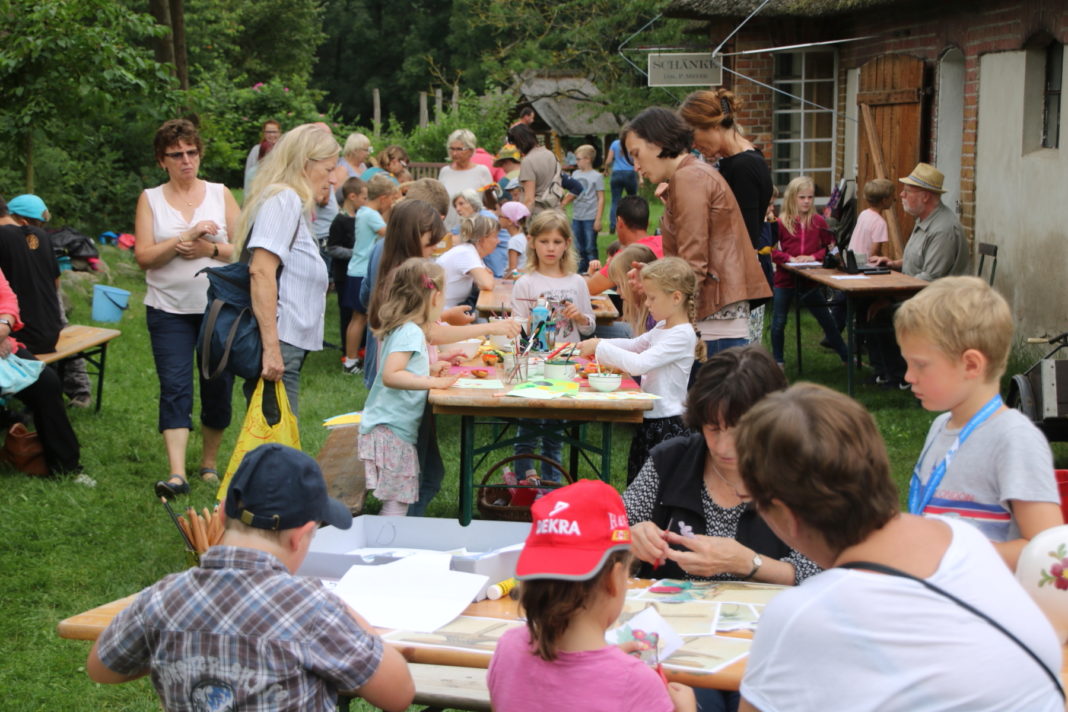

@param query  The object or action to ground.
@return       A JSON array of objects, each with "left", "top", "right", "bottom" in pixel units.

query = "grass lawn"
[{"left": 3, "top": 236, "right": 1063, "bottom": 710}]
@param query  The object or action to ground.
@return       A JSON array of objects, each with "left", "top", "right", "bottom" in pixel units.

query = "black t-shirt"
[
  {"left": 718, "top": 149, "right": 773, "bottom": 249},
  {"left": 0, "top": 224, "right": 63, "bottom": 353},
  {"left": 326, "top": 213, "right": 356, "bottom": 284}
]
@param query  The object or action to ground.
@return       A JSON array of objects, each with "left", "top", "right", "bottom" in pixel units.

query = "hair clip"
[
  {"left": 421, "top": 274, "right": 437, "bottom": 290},
  {"left": 720, "top": 97, "right": 731, "bottom": 116}
]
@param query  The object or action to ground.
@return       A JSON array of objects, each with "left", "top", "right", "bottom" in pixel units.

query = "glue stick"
[{"left": 487, "top": 577, "right": 518, "bottom": 600}]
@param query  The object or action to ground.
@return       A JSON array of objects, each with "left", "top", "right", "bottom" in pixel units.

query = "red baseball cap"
[{"left": 515, "top": 480, "right": 632, "bottom": 581}]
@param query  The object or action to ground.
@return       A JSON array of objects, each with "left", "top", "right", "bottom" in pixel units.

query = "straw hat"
[{"left": 898, "top": 163, "right": 946, "bottom": 193}]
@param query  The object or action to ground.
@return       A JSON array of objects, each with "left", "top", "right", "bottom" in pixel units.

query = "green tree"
[
  {"left": 184, "top": 0, "right": 326, "bottom": 87},
  {"left": 0, "top": 0, "right": 174, "bottom": 192},
  {"left": 449, "top": 0, "right": 688, "bottom": 119}
]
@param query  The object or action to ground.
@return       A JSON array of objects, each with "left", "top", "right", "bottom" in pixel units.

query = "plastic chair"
[
  {"left": 977, "top": 242, "right": 998, "bottom": 286},
  {"left": 1056, "top": 470, "right": 1068, "bottom": 523}
]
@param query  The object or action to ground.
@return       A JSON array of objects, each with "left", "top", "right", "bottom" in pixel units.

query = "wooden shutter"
[{"left": 857, "top": 55, "right": 926, "bottom": 258}]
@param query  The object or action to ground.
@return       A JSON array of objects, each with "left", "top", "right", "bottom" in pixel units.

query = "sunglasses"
[{"left": 164, "top": 149, "right": 200, "bottom": 160}]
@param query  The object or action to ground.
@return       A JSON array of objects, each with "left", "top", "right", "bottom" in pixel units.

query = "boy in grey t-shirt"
[
  {"left": 570, "top": 145, "right": 604, "bottom": 273},
  {"left": 894, "top": 276, "right": 1062, "bottom": 571}
]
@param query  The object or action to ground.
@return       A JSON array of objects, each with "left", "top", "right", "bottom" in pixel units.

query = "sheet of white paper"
[
  {"left": 453, "top": 378, "right": 505, "bottom": 389},
  {"left": 785, "top": 261, "right": 821, "bottom": 268},
  {"left": 342, "top": 547, "right": 465, "bottom": 560},
  {"left": 333, "top": 553, "right": 488, "bottom": 632},
  {"left": 830, "top": 275, "right": 869, "bottom": 280},
  {"left": 605, "top": 606, "right": 685, "bottom": 658}
]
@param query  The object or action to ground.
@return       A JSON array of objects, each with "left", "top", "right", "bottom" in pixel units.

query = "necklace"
[
  {"left": 170, "top": 181, "right": 200, "bottom": 207},
  {"left": 708, "top": 460, "right": 747, "bottom": 502}
]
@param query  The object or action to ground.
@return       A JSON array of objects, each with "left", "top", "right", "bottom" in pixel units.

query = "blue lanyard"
[{"left": 908, "top": 394, "right": 1003, "bottom": 515}]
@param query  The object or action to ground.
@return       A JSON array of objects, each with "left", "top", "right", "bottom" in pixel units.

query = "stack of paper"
[{"left": 332, "top": 552, "right": 488, "bottom": 632}]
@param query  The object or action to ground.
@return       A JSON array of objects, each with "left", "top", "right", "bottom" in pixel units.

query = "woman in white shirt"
[
  {"left": 436, "top": 214, "right": 498, "bottom": 308},
  {"left": 135, "top": 119, "right": 239, "bottom": 498}
]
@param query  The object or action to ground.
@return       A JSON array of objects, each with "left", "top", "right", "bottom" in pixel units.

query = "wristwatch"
[{"left": 743, "top": 553, "right": 764, "bottom": 581}]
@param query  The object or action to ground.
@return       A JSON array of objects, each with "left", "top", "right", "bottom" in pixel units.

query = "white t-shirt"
[
  {"left": 848, "top": 208, "right": 889, "bottom": 256},
  {"left": 595, "top": 321, "right": 696, "bottom": 418},
  {"left": 742, "top": 517, "right": 1064, "bottom": 712},
  {"left": 915, "top": 408, "right": 1058, "bottom": 542},
  {"left": 507, "top": 232, "right": 528, "bottom": 271},
  {"left": 143, "top": 182, "right": 228, "bottom": 314},
  {"left": 438, "top": 163, "right": 494, "bottom": 232},
  {"left": 437, "top": 243, "right": 486, "bottom": 307}
]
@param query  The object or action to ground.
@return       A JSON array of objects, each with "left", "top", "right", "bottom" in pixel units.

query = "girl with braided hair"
[{"left": 579, "top": 256, "right": 703, "bottom": 483}]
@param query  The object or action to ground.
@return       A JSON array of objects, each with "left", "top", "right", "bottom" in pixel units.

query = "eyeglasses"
[
  {"left": 164, "top": 149, "right": 199, "bottom": 160},
  {"left": 448, "top": 146, "right": 471, "bottom": 152}
]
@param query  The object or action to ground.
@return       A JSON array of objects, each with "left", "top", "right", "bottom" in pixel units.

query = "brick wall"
[{"left": 703, "top": 0, "right": 1068, "bottom": 240}]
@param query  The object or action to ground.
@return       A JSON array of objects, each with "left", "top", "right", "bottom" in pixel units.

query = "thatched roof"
[
  {"left": 664, "top": 0, "right": 900, "bottom": 20},
  {"left": 516, "top": 75, "right": 621, "bottom": 136}
]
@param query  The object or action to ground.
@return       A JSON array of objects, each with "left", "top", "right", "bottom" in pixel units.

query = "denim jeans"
[
  {"left": 513, "top": 419, "right": 565, "bottom": 482},
  {"left": 12, "top": 347, "right": 80, "bottom": 473},
  {"left": 609, "top": 170, "right": 639, "bottom": 229},
  {"left": 146, "top": 307, "right": 234, "bottom": 432},
  {"left": 571, "top": 219, "right": 598, "bottom": 273},
  {"left": 409, "top": 401, "right": 445, "bottom": 516},
  {"left": 689, "top": 337, "right": 749, "bottom": 388},
  {"left": 770, "top": 286, "right": 848, "bottom": 364}
]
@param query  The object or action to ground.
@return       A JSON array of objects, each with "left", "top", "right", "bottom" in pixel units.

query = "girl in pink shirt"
[
  {"left": 769, "top": 176, "right": 847, "bottom": 366},
  {"left": 488, "top": 480, "right": 695, "bottom": 712}
]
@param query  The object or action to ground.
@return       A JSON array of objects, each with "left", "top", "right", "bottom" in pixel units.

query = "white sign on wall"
[{"left": 647, "top": 53, "right": 723, "bottom": 87}]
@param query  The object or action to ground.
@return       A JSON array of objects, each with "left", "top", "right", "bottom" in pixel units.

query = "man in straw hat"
[
  {"left": 867, "top": 163, "right": 970, "bottom": 389},
  {"left": 870, "top": 162, "right": 968, "bottom": 280}
]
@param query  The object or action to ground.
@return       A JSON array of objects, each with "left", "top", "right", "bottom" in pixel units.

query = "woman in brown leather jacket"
[{"left": 621, "top": 108, "right": 770, "bottom": 359}]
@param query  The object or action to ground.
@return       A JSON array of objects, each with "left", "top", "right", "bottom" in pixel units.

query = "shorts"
[
  {"left": 359, "top": 425, "right": 419, "bottom": 503},
  {"left": 341, "top": 275, "right": 366, "bottom": 312}
]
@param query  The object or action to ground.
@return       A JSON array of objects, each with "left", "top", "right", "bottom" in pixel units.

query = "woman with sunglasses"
[{"left": 135, "top": 118, "right": 240, "bottom": 499}]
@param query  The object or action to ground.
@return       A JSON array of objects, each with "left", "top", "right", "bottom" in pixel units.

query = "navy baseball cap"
[{"left": 224, "top": 443, "right": 352, "bottom": 531}]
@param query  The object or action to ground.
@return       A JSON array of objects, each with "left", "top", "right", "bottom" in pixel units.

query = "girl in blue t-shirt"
[{"left": 358, "top": 258, "right": 458, "bottom": 515}]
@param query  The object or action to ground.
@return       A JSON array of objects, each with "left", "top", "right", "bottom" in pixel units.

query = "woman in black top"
[
  {"left": 622, "top": 345, "right": 819, "bottom": 585},
  {"left": 680, "top": 90, "right": 774, "bottom": 341}
]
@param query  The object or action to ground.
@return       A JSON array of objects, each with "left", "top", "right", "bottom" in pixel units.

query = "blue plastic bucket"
[{"left": 91, "top": 284, "right": 131, "bottom": 322}]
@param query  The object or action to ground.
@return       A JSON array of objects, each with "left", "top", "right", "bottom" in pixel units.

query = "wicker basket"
[{"left": 476, "top": 454, "right": 575, "bottom": 522}]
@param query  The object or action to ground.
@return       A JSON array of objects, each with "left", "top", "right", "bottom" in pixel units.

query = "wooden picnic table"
[
  {"left": 476, "top": 278, "right": 620, "bottom": 325},
  {"left": 779, "top": 264, "right": 928, "bottom": 396},
  {"left": 429, "top": 361, "right": 652, "bottom": 525},
  {"left": 56, "top": 579, "right": 746, "bottom": 696},
  {"left": 33, "top": 324, "right": 121, "bottom": 412}
]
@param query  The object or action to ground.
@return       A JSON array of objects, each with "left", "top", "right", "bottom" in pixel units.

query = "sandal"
[
  {"left": 154, "top": 474, "right": 190, "bottom": 499},
  {"left": 199, "top": 467, "right": 219, "bottom": 484}
]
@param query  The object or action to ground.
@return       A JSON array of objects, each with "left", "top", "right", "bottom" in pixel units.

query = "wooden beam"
[
  {"left": 860, "top": 103, "right": 904, "bottom": 258},
  {"left": 856, "top": 88, "right": 922, "bottom": 106},
  {"left": 419, "top": 91, "right": 428, "bottom": 128}
]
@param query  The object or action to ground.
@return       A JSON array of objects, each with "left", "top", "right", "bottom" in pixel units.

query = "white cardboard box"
[{"left": 298, "top": 515, "right": 530, "bottom": 600}]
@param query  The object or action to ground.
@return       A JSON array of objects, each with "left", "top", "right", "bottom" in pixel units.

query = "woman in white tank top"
[{"left": 133, "top": 119, "right": 240, "bottom": 499}]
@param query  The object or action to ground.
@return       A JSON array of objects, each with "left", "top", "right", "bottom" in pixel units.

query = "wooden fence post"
[
  {"left": 419, "top": 91, "right": 428, "bottom": 128},
  {"left": 372, "top": 88, "right": 381, "bottom": 133}
]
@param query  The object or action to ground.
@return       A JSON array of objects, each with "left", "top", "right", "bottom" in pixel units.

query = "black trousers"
[{"left": 13, "top": 347, "right": 81, "bottom": 473}]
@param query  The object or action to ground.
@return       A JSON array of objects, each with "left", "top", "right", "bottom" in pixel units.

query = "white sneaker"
[{"left": 74, "top": 473, "right": 97, "bottom": 487}]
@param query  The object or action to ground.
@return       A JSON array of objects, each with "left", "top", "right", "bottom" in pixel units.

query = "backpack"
[{"left": 197, "top": 224, "right": 298, "bottom": 381}]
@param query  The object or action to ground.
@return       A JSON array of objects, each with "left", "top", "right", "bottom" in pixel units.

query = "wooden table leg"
[
  {"left": 460, "top": 414, "right": 474, "bottom": 526},
  {"left": 846, "top": 296, "right": 857, "bottom": 397},
  {"left": 794, "top": 286, "right": 803, "bottom": 374},
  {"left": 600, "top": 422, "right": 612, "bottom": 484}
]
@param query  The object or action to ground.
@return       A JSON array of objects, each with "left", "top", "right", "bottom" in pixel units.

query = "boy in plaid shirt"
[{"left": 87, "top": 444, "right": 414, "bottom": 711}]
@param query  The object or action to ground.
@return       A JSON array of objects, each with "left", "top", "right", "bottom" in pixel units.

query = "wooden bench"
[
  {"left": 339, "top": 663, "right": 490, "bottom": 712},
  {"left": 33, "top": 325, "right": 121, "bottom": 412}
]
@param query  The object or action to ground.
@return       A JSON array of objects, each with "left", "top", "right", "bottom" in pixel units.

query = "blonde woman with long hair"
[{"left": 239, "top": 123, "right": 339, "bottom": 421}]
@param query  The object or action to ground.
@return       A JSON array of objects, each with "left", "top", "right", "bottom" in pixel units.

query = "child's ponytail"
[
  {"left": 373, "top": 258, "right": 444, "bottom": 337},
  {"left": 641, "top": 256, "right": 705, "bottom": 361}
]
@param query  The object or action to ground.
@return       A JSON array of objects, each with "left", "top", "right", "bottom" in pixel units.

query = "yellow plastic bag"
[{"left": 216, "top": 379, "right": 300, "bottom": 501}]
